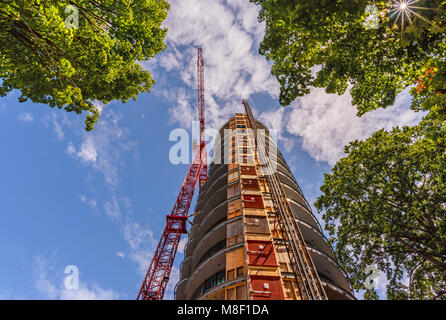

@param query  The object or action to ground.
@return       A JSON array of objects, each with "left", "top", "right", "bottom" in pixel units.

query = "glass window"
[{"left": 203, "top": 270, "right": 226, "bottom": 293}]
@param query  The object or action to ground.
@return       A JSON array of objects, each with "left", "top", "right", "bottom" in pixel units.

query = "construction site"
[{"left": 136, "top": 49, "right": 355, "bottom": 301}]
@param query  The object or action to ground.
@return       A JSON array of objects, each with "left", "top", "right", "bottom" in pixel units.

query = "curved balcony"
[
  {"left": 283, "top": 183, "right": 311, "bottom": 211},
  {"left": 198, "top": 276, "right": 247, "bottom": 300},
  {"left": 188, "top": 223, "right": 199, "bottom": 241},
  {"left": 186, "top": 196, "right": 234, "bottom": 257},
  {"left": 191, "top": 220, "right": 227, "bottom": 271},
  {"left": 191, "top": 216, "right": 242, "bottom": 271},
  {"left": 321, "top": 280, "right": 356, "bottom": 300},
  {"left": 276, "top": 163, "right": 299, "bottom": 187},
  {"left": 185, "top": 236, "right": 197, "bottom": 258},
  {"left": 289, "top": 199, "right": 320, "bottom": 231},
  {"left": 208, "top": 161, "right": 228, "bottom": 180},
  {"left": 204, "top": 172, "right": 228, "bottom": 199},
  {"left": 197, "top": 200, "right": 228, "bottom": 240},
  {"left": 196, "top": 164, "right": 227, "bottom": 209},
  {"left": 180, "top": 256, "right": 192, "bottom": 280},
  {"left": 174, "top": 277, "right": 188, "bottom": 300},
  {"left": 194, "top": 184, "right": 227, "bottom": 226},
  {"left": 306, "top": 245, "right": 352, "bottom": 294},
  {"left": 296, "top": 219, "right": 335, "bottom": 259},
  {"left": 185, "top": 243, "right": 243, "bottom": 299}
]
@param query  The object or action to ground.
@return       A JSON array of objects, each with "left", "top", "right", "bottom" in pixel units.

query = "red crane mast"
[{"left": 137, "top": 48, "right": 207, "bottom": 300}]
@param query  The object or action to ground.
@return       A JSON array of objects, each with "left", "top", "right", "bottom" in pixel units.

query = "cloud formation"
[
  {"left": 151, "top": 0, "right": 278, "bottom": 132},
  {"left": 18, "top": 112, "right": 34, "bottom": 123},
  {"left": 261, "top": 88, "right": 423, "bottom": 165},
  {"left": 153, "top": 0, "right": 422, "bottom": 166},
  {"left": 33, "top": 256, "right": 119, "bottom": 300}
]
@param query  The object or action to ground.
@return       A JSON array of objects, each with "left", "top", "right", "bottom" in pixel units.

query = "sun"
[{"left": 388, "top": 0, "right": 437, "bottom": 33}]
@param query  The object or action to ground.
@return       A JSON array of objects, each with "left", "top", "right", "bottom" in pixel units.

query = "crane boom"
[
  {"left": 197, "top": 48, "right": 208, "bottom": 188},
  {"left": 137, "top": 48, "right": 207, "bottom": 300}
]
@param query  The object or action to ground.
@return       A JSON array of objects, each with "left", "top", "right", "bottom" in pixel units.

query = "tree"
[
  {"left": 0, "top": 0, "right": 169, "bottom": 130},
  {"left": 315, "top": 118, "right": 446, "bottom": 299},
  {"left": 251, "top": 0, "right": 446, "bottom": 118}
]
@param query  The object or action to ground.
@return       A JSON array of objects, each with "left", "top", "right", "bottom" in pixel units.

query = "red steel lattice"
[{"left": 137, "top": 48, "right": 207, "bottom": 300}]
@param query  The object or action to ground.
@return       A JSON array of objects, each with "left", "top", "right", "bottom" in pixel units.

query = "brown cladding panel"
[
  {"left": 245, "top": 216, "right": 270, "bottom": 234},
  {"left": 242, "top": 194, "right": 264, "bottom": 209},
  {"left": 241, "top": 178, "right": 260, "bottom": 191},
  {"left": 247, "top": 240, "right": 278, "bottom": 267},
  {"left": 249, "top": 275, "right": 284, "bottom": 300},
  {"left": 240, "top": 165, "right": 256, "bottom": 175}
]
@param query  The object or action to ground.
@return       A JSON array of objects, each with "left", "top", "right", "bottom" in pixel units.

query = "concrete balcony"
[
  {"left": 197, "top": 200, "right": 228, "bottom": 240},
  {"left": 296, "top": 219, "right": 335, "bottom": 259},
  {"left": 289, "top": 199, "right": 321, "bottom": 231},
  {"left": 174, "top": 277, "right": 188, "bottom": 300},
  {"left": 306, "top": 245, "right": 352, "bottom": 294},
  {"left": 321, "top": 280, "right": 356, "bottom": 300},
  {"left": 180, "top": 256, "right": 192, "bottom": 280}
]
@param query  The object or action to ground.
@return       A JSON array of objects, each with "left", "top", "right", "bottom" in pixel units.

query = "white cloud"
[
  {"left": 79, "top": 194, "right": 97, "bottom": 208},
  {"left": 33, "top": 256, "right": 119, "bottom": 300},
  {"left": 58, "top": 283, "right": 119, "bottom": 300},
  {"left": 153, "top": 0, "right": 424, "bottom": 168},
  {"left": 104, "top": 195, "right": 121, "bottom": 219},
  {"left": 18, "top": 112, "right": 34, "bottom": 123},
  {"left": 66, "top": 142, "right": 76, "bottom": 155},
  {"left": 51, "top": 113, "right": 65, "bottom": 140},
  {"left": 61, "top": 110, "right": 134, "bottom": 192},
  {"left": 120, "top": 222, "right": 186, "bottom": 300},
  {"left": 121, "top": 221, "right": 158, "bottom": 276},
  {"left": 42, "top": 112, "right": 70, "bottom": 141},
  {"left": 116, "top": 252, "right": 125, "bottom": 259},
  {"left": 77, "top": 111, "right": 133, "bottom": 188},
  {"left": 260, "top": 88, "right": 423, "bottom": 165},
  {"left": 177, "top": 236, "right": 188, "bottom": 255},
  {"left": 152, "top": 0, "right": 278, "bottom": 132},
  {"left": 76, "top": 136, "right": 98, "bottom": 164}
]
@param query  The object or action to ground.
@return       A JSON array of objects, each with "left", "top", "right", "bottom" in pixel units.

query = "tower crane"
[{"left": 137, "top": 48, "right": 207, "bottom": 300}]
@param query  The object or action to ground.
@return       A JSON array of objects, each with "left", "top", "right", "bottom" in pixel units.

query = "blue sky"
[{"left": 0, "top": 0, "right": 423, "bottom": 300}]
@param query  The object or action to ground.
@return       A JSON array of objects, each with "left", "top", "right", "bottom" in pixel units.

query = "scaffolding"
[{"left": 242, "top": 99, "right": 327, "bottom": 300}]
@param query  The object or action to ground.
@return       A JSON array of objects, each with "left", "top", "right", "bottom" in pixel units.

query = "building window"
[
  {"left": 228, "top": 170, "right": 239, "bottom": 182},
  {"left": 227, "top": 183, "right": 240, "bottom": 198},
  {"left": 236, "top": 266, "right": 244, "bottom": 277},
  {"left": 203, "top": 270, "right": 226, "bottom": 293},
  {"left": 196, "top": 240, "right": 226, "bottom": 268}
]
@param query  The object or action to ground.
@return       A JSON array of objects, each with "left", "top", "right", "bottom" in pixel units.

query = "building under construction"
[{"left": 175, "top": 109, "right": 355, "bottom": 300}]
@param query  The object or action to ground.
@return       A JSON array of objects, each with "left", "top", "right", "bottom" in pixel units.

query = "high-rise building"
[{"left": 175, "top": 113, "right": 354, "bottom": 300}]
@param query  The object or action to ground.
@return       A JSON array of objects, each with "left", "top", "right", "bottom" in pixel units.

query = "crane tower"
[{"left": 137, "top": 48, "right": 207, "bottom": 300}]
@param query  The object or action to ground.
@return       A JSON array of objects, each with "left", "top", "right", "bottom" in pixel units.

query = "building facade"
[{"left": 175, "top": 114, "right": 354, "bottom": 300}]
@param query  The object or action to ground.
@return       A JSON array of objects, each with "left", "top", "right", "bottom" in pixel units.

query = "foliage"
[
  {"left": 315, "top": 118, "right": 446, "bottom": 299},
  {"left": 0, "top": 0, "right": 169, "bottom": 130},
  {"left": 251, "top": 0, "right": 446, "bottom": 118}
]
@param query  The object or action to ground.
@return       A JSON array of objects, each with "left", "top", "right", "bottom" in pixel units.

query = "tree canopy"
[
  {"left": 315, "top": 118, "right": 446, "bottom": 299},
  {"left": 0, "top": 0, "right": 169, "bottom": 130},
  {"left": 251, "top": 0, "right": 446, "bottom": 118}
]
